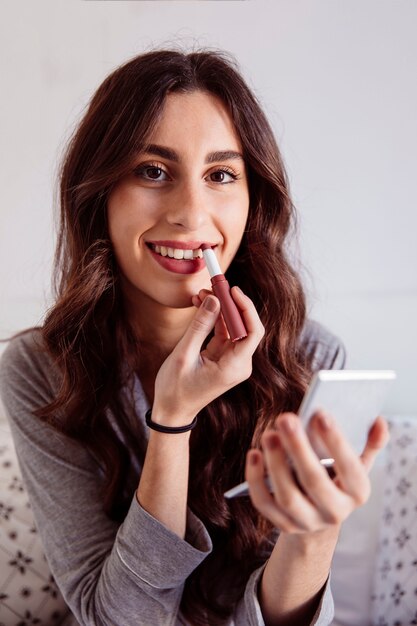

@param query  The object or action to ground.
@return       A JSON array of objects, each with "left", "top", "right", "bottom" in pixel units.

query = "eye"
[
  {"left": 133, "top": 164, "right": 169, "bottom": 182},
  {"left": 207, "top": 167, "right": 239, "bottom": 184}
]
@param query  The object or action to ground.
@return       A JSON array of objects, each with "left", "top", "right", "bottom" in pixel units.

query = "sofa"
[{"left": 1, "top": 404, "right": 416, "bottom": 626}]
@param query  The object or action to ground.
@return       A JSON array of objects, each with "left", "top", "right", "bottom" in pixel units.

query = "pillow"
[
  {"left": 0, "top": 423, "right": 71, "bottom": 625},
  {"left": 370, "top": 416, "right": 417, "bottom": 625}
]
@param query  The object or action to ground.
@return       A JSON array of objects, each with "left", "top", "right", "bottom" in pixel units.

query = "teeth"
[{"left": 151, "top": 244, "right": 205, "bottom": 259}]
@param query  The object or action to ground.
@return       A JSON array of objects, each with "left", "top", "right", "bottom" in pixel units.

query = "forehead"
[{"left": 147, "top": 90, "right": 243, "bottom": 153}]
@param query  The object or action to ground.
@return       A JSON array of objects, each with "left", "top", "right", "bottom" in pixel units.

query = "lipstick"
[{"left": 201, "top": 245, "right": 247, "bottom": 342}]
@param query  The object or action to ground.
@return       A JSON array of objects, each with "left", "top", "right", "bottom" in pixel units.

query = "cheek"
[
  {"left": 107, "top": 187, "right": 128, "bottom": 244},
  {"left": 225, "top": 193, "right": 249, "bottom": 238},
  {"left": 107, "top": 187, "right": 153, "bottom": 247},
  {"left": 108, "top": 211, "right": 138, "bottom": 248},
  {"left": 221, "top": 207, "right": 249, "bottom": 267}
]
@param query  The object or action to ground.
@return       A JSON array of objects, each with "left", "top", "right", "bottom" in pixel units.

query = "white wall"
[{"left": 0, "top": 0, "right": 416, "bottom": 414}]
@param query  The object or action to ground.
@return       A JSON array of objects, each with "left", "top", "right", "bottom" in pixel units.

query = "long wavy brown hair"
[{"left": 10, "top": 49, "right": 314, "bottom": 624}]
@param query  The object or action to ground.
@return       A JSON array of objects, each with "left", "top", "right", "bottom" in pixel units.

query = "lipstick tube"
[{"left": 201, "top": 246, "right": 247, "bottom": 342}]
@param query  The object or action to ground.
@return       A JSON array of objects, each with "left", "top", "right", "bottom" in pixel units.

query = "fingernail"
[
  {"left": 250, "top": 451, "right": 258, "bottom": 465},
  {"left": 264, "top": 434, "right": 280, "bottom": 450},
  {"left": 234, "top": 286, "right": 244, "bottom": 295},
  {"left": 203, "top": 296, "right": 218, "bottom": 312}
]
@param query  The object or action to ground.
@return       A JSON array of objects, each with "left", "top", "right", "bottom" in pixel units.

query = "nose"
[{"left": 164, "top": 180, "right": 208, "bottom": 231}]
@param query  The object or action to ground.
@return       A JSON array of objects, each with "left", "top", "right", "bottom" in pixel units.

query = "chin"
[
  {"left": 161, "top": 282, "right": 210, "bottom": 310},
  {"left": 169, "top": 289, "right": 203, "bottom": 309},
  {"left": 162, "top": 295, "right": 195, "bottom": 309}
]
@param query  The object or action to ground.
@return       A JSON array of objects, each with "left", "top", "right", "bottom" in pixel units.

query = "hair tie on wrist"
[{"left": 145, "top": 409, "right": 198, "bottom": 433}]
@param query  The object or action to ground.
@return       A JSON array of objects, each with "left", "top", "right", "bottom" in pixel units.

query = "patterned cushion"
[
  {"left": 371, "top": 416, "right": 417, "bottom": 625},
  {"left": 0, "top": 423, "right": 70, "bottom": 626}
]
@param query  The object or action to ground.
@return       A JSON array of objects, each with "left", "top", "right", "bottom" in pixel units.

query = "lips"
[{"left": 145, "top": 240, "right": 216, "bottom": 275}]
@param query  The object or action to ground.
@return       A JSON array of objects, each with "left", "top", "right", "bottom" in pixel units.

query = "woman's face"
[{"left": 107, "top": 90, "right": 250, "bottom": 312}]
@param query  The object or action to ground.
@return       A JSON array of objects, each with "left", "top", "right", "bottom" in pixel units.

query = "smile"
[
  {"left": 145, "top": 241, "right": 215, "bottom": 275},
  {"left": 148, "top": 244, "right": 203, "bottom": 260}
]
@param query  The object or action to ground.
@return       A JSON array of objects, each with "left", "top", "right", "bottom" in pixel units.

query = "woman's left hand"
[{"left": 245, "top": 412, "right": 390, "bottom": 533}]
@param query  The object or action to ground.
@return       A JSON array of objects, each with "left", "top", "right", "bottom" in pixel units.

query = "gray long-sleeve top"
[{"left": 0, "top": 320, "right": 345, "bottom": 626}]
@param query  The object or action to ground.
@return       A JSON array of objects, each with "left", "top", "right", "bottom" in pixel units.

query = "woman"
[{"left": 0, "top": 49, "right": 388, "bottom": 626}]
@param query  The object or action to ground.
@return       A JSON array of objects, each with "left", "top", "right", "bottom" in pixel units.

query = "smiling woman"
[
  {"left": 107, "top": 90, "right": 249, "bottom": 311},
  {"left": 0, "top": 49, "right": 387, "bottom": 626}
]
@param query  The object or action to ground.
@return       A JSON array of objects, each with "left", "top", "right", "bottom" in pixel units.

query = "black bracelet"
[{"left": 145, "top": 409, "right": 198, "bottom": 434}]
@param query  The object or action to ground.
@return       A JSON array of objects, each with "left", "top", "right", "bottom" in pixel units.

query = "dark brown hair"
[{"left": 15, "top": 50, "right": 313, "bottom": 624}]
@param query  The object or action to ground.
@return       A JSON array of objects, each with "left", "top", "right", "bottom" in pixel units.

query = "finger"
[
  {"left": 245, "top": 449, "right": 301, "bottom": 533},
  {"left": 192, "top": 289, "right": 214, "bottom": 308},
  {"left": 261, "top": 429, "right": 321, "bottom": 530},
  {"left": 227, "top": 287, "right": 265, "bottom": 354},
  {"left": 308, "top": 412, "right": 371, "bottom": 505},
  {"left": 203, "top": 319, "right": 229, "bottom": 361},
  {"left": 198, "top": 291, "right": 229, "bottom": 342},
  {"left": 195, "top": 291, "right": 229, "bottom": 359},
  {"left": 275, "top": 414, "right": 350, "bottom": 523},
  {"left": 201, "top": 287, "right": 262, "bottom": 371},
  {"left": 201, "top": 288, "right": 251, "bottom": 346},
  {"left": 198, "top": 289, "right": 213, "bottom": 300},
  {"left": 178, "top": 295, "right": 220, "bottom": 355},
  {"left": 360, "top": 416, "right": 390, "bottom": 472},
  {"left": 213, "top": 311, "right": 229, "bottom": 341}
]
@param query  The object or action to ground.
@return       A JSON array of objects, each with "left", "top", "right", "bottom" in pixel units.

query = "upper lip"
[{"left": 146, "top": 240, "right": 217, "bottom": 250}]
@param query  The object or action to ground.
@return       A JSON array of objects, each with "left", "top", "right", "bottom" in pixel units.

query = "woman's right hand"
[{"left": 151, "top": 287, "right": 264, "bottom": 427}]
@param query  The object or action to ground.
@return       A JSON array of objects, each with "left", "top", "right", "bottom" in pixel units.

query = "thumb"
[{"left": 179, "top": 295, "right": 220, "bottom": 354}]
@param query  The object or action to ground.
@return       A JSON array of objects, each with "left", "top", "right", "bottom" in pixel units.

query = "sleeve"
[
  {"left": 0, "top": 333, "right": 212, "bottom": 626},
  {"left": 231, "top": 566, "right": 334, "bottom": 625},
  {"left": 299, "top": 320, "right": 347, "bottom": 372}
]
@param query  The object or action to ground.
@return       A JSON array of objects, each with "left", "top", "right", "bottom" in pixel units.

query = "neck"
[
  {"left": 132, "top": 302, "right": 195, "bottom": 356},
  {"left": 123, "top": 290, "right": 196, "bottom": 403}
]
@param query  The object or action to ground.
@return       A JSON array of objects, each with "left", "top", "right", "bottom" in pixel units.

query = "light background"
[{"left": 0, "top": 0, "right": 416, "bottom": 414}]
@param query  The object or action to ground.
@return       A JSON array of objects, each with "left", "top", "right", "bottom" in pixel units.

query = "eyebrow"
[{"left": 141, "top": 143, "right": 244, "bottom": 164}]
